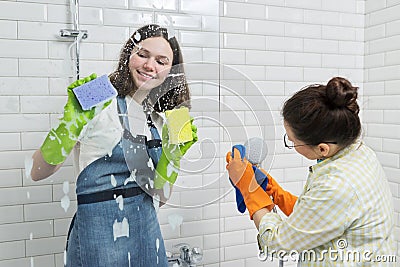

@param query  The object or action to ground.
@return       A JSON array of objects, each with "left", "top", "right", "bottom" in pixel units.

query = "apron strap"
[
  {"left": 117, "top": 96, "right": 130, "bottom": 130},
  {"left": 147, "top": 115, "right": 161, "bottom": 140}
]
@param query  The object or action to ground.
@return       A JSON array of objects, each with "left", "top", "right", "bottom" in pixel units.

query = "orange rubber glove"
[
  {"left": 226, "top": 148, "right": 274, "bottom": 219},
  {"left": 259, "top": 169, "right": 298, "bottom": 216}
]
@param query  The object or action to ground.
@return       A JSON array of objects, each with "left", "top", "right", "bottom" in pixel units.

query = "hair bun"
[{"left": 325, "top": 77, "right": 359, "bottom": 114}]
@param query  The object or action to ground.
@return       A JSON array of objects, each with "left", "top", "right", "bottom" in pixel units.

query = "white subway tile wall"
[
  {"left": 0, "top": 0, "right": 399, "bottom": 266},
  {"left": 365, "top": 0, "right": 400, "bottom": 260}
]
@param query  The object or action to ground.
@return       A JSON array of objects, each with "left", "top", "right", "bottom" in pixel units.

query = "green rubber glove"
[
  {"left": 154, "top": 119, "right": 198, "bottom": 189},
  {"left": 40, "top": 73, "right": 111, "bottom": 165}
]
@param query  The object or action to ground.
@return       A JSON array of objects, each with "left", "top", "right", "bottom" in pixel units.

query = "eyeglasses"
[{"left": 283, "top": 133, "right": 337, "bottom": 149}]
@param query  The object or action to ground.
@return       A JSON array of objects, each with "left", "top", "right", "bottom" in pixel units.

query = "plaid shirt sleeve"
[{"left": 258, "top": 172, "right": 358, "bottom": 252}]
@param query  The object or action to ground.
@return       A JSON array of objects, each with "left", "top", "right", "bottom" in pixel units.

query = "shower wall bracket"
[
  {"left": 59, "top": 0, "right": 87, "bottom": 79},
  {"left": 59, "top": 29, "right": 88, "bottom": 39},
  {"left": 59, "top": 28, "right": 88, "bottom": 79}
]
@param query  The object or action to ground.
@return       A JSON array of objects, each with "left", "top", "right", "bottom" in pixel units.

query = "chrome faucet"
[{"left": 167, "top": 243, "right": 203, "bottom": 267}]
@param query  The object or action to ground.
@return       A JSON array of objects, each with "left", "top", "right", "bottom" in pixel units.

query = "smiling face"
[{"left": 129, "top": 37, "right": 173, "bottom": 92}]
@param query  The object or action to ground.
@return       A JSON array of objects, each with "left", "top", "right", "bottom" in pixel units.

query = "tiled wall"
[
  {"left": 218, "top": 1, "right": 367, "bottom": 266},
  {"left": 364, "top": 0, "right": 400, "bottom": 259},
  {"left": 0, "top": 0, "right": 399, "bottom": 267}
]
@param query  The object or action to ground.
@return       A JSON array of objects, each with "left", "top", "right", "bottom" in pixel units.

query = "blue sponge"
[{"left": 72, "top": 74, "right": 117, "bottom": 110}]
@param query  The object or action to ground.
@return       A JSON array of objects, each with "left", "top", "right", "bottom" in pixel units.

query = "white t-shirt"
[{"left": 73, "top": 96, "right": 164, "bottom": 175}]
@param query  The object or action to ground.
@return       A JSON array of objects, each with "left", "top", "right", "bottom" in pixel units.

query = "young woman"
[
  {"left": 31, "top": 24, "right": 197, "bottom": 267},
  {"left": 226, "top": 77, "right": 396, "bottom": 266}
]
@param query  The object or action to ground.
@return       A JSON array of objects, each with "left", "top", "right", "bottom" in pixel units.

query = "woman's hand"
[
  {"left": 40, "top": 74, "right": 112, "bottom": 165},
  {"left": 161, "top": 118, "right": 198, "bottom": 162},
  {"left": 226, "top": 148, "right": 274, "bottom": 219},
  {"left": 154, "top": 119, "right": 198, "bottom": 189}
]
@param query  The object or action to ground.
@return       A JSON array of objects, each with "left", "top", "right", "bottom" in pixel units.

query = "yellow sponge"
[{"left": 165, "top": 107, "right": 193, "bottom": 144}]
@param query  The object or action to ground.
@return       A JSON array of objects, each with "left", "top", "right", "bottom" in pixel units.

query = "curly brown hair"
[{"left": 109, "top": 24, "right": 191, "bottom": 112}]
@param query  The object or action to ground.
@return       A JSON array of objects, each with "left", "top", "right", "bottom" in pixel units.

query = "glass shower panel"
[
  {"left": 134, "top": 1, "right": 223, "bottom": 266},
  {"left": 4, "top": 1, "right": 221, "bottom": 266},
  {"left": 218, "top": 65, "right": 277, "bottom": 265}
]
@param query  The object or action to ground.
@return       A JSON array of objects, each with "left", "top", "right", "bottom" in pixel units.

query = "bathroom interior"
[{"left": 0, "top": 0, "right": 399, "bottom": 266}]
